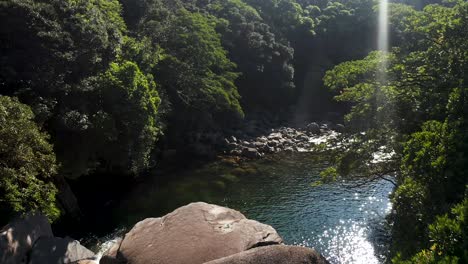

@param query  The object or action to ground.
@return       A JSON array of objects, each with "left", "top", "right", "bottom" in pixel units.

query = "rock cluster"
[
  {"left": 2, "top": 203, "right": 330, "bottom": 264},
  {"left": 225, "top": 122, "right": 342, "bottom": 158},
  {"left": 0, "top": 213, "right": 97, "bottom": 264}
]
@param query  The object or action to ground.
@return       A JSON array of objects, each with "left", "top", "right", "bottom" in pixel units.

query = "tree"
[
  {"left": 322, "top": 1, "right": 468, "bottom": 261},
  {"left": 0, "top": 96, "right": 59, "bottom": 221},
  {"left": 0, "top": 0, "right": 125, "bottom": 103},
  {"left": 53, "top": 61, "right": 161, "bottom": 177}
]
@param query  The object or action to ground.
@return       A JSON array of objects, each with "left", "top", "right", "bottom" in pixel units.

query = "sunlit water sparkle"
[{"left": 90, "top": 152, "right": 394, "bottom": 264}]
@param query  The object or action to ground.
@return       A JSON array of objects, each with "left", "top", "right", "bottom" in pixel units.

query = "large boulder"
[
  {"left": 0, "top": 213, "right": 53, "bottom": 264},
  {"left": 205, "top": 245, "right": 329, "bottom": 264},
  {"left": 28, "top": 237, "right": 95, "bottom": 264},
  {"left": 116, "top": 202, "right": 282, "bottom": 264}
]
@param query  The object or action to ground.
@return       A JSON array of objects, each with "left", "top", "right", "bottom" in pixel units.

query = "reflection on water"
[{"left": 105, "top": 153, "right": 394, "bottom": 264}]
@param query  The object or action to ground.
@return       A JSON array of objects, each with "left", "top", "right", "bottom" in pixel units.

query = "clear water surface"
[{"left": 97, "top": 152, "right": 394, "bottom": 264}]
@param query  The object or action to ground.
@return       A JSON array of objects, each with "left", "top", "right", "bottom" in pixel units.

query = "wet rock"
[
  {"left": 116, "top": 202, "right": 282, "bottom": 264},
  {"left": 205, "top": 245, "right": 330, "bottom": 264},
  {"left": 99, "top": 239, "right": 122, "bottom": 264},
  {"left": 0, "top": 213, "right": 53, "bottom": 264},
  {"left": 28, "top": 237, "right": 95, "bottom": 264}
]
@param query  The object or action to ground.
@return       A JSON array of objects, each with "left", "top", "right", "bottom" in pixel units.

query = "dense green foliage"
[
  {"left": 0, "top": 96, "right": 59, "bottom": 220},
  {"left": 324, "top": 0, "right": 468, "bottom": 262}
]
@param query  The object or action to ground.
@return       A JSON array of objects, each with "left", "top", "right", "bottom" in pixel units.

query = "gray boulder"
[
  {"left": 306, "top": 123, "right": 321, "bottom": 135},
  {"left": 0, "top": 213, "right": 53, "bottom": 264},
  {"left": 253, "top": 142, "right": 265, "bottom": 148},
  {"left": 242, "top": 147, "right": 261, "bottom": 158},
  {"left": 334, "top": 124, "right": 345, "bottom": 133},
  {"left": 28, "top": 237, "right": 95, "bottom": 264},
  {"left": 205, "top": 245, "right": 329, "bottom": 264},
  {"left": 116, "top": 202, "right": 282, "bottom": 264},
  {"left": 267, "top": 132, "right": 283, "bottom": 140}
]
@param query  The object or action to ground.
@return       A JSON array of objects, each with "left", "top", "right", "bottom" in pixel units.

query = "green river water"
[{"left": 92, "top": 152, "right": 394, "bottom": 264}]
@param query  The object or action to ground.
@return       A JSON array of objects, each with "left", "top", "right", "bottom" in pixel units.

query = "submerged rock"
[
  {"left": 205, "top": 245, "right": 330, "bottom": 264},
  {"left": 116, "top": 202, "right": 282, "bottom": 264},
  {"left": 0, "top": 213, "right": 53, "bottom": 264},
  {"left": 28, "top": 237, "right": 95, "bottom": 264}
]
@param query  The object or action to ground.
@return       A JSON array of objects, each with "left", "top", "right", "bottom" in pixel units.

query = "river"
[{"left": 90, "top": 152, "right": 394, "bottom": 264}]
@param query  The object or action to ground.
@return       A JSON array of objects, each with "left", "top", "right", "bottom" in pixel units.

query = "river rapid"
[{"left": 89, "top": 152, "right": 394, "bottom": 264}]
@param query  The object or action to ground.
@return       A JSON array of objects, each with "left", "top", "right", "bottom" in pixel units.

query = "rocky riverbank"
[
  {"left": 224, "top": 122, "right": 344, "bottom": 159},
  {"left": 1, "top": 203, "right": 330, "bottom": 264}
]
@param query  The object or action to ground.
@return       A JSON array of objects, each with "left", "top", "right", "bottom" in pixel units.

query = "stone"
[
  {"left": 99, "top": 238, "right": 122, "bottom": 264},
  {"left": 242, "top": 147, "right": 261, "bottom": 159},
  {"left": 71, "top": 261, "right": 98, "bottom": 264},
  {"left": 230, "top": 149, "right": 242, "bottom": 156},
  {"left": 306, "top": 123, "right": 321, "bottom": 135},
  {"left": 284, "top": 147, "right": 294, "bottom": 153},
  {"left": 117, "top": 202, "right": 282, "bottom": 264},
  {"left": 241, "top": 141, "right": 252, "bottom": 147},
  {"left": 267, "top": 132, "right": 283, "bottom": 140},
  {"left": 267, "top": 140, "right": 279, "bottom": 147},
  {"left": 0, "top": 213, "right": 53, "bottom": 264},
  {"left": 205, "top": 245, "right": 330, "bottom": 264},
  {"left": 334, "top": 124, "right": 345, "bottom": 133},
  {"left": 253, "top": 142, "right": 265, "bottom": 148},
  {"left": 28, "top": 237, "right": 95, "bottom": 264},
  {"left": 227, "top": 142, "right": 238, "bottom": 149}
]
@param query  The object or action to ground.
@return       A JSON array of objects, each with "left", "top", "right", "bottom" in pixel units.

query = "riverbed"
[{"left": 91, "top": 152, "right": 394, "bottom": 264}]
